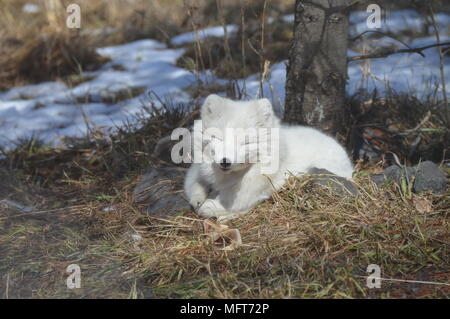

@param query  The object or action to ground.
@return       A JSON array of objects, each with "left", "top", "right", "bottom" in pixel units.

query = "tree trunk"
[{"left": 284, "top": 0, "right": 351, "bottom": 136}]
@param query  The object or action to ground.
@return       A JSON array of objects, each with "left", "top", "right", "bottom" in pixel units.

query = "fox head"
[{"left": 193, "top": 94, "right": 279, "bottom": 173}]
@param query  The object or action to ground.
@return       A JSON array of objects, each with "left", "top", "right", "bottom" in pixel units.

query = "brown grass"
[
  {"left": 128, "top": 175, "right": 449, "bottom": 298},
  {"left": 0, "top": 106, "right": 448, "bottom": 299},
  {"left": 0, "top": 31, "right": 108, "bottom": 87},
  {"left": 348, "top": 93, "right": 450, "bottom": 165},
  {"left": 1, "top": 163, "right": 448, "bottom": 298}
]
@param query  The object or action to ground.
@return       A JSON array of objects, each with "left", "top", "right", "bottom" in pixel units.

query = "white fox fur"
[{"left": 184, "top": 94, "right": 353, "bottom": 219}]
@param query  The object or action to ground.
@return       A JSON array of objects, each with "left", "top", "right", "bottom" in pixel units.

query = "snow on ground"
[
  {"left": 171, "top": 25, "right": 239, "bottom": 46},
  {"left": 22, "top": 3, "right": 41, "bottom": 14},
  {"left": 347, "top": 35, "right": 450, "bottom": 97},
  {"left": 0, "top": 10, "right": 449, "bottom": 151},
  {"left": 0, "top": 39, "right": 198, "bottom": 151},
  {"left": 242, "top": 10, "right": 450, "bottom": 108}
]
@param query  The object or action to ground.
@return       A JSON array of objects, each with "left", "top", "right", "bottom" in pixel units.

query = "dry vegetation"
[
  {"left": 130, "top": 176, "right": 449, "bottom": 298},
  {"left": 0, "top": 0, "right": 449, "bottom": 298},
  {"left": 0, "top": 101, "right": 448, "bottom": 298}
]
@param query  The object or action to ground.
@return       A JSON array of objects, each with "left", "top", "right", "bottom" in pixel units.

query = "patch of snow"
[
  {"left": 0, "top": 39, "right": 197, "bottom": 151},
  {"left": 0, "top": 82, "right": 69, "bottom": 101},
  {"left": 22, "top": 3, "right": 41, "bottom": 14},
  {"left": 81, "top": 27, "right": 118, "bottom": 37},
  {"left": 280, "top": 9, "right": 450, "bottom": 38},
  {"left": 235, "top": 32, "right": 450, "bottom": 113},
  {"left": 171, "top": 25, "right": 238, "bottom": 46},
  {"left": 256, "top": 10, "right": 450, "bottom": 107},
  {"left": 347, "top": 35, "right": 450, "bottom": 97},
  {"left": 0, "top": 10, "right": 449, "bottom": 152},
  {"left": 282, "top": 14, "right": 295, "bottom": 23}
]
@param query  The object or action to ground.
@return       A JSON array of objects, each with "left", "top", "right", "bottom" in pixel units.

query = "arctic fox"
[{"left": 184, "top": 94, "right": 353, "bottom": 219}]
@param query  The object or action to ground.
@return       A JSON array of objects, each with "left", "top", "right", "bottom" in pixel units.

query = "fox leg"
[{"left": 184, "top": 164, "right": 210, "bottom": 210}]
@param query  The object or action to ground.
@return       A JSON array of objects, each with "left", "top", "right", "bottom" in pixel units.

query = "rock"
[
  {"left": 307, "top": 168, "right": 358, "bottom": 196},
  {"left": 370, "top": 174, "right": 385, "bottom": 186},
  {"left": 371, "top": 161, "right": 447, "bottom": 194},
  {"left": 412, "top": 161, "right": 447, "bottom": 194},
  {"left": 152, "top": 135, "right": 179, "bottom": 164},
  {"left": 133, "top": 167, "right": 190, "bottom": 217}
]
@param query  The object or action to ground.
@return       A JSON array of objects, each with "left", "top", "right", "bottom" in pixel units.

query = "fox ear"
[
  {"left": 257, "top": 98, "right": 274, "bottom": 122},
  {"left": 201, "top": 94, "right": 223, "bottom": 121}
]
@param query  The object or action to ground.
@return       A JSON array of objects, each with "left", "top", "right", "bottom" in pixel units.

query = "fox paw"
[
  {"left": 188, "top": 187, "right": 209, "bottom": 210},
  {"left": 197, "top": 199, "right": 226, "bottom": 217},
  {"left": 189, "top": 195, "right": 207, "bottom": 210}
]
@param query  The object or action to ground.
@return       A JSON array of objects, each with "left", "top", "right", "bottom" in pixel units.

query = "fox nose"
[{"left": 219, "top": 157, "right": 231, "bottom": 169}]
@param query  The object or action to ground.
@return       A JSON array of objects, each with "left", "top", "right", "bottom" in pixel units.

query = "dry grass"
[
  {"left": 0, "top": 105, "right": 448, "bottom": 299},
  {"left": 126, "top": 175, "right": 449, "bottom": 298},
  {"left": 0, "top": 31, "right": 108, "bottom": 87},
  {"left": 1, "top": 164, "right": 448, "bottom": 298},
  {"left": 348, "top": 93, "right": 450, "bottom": 165}
]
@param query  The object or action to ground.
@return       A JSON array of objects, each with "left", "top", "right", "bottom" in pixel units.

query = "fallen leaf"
[
  {"left": 413, "top": 196, "right": 432, "bottom": 213},
  {"left": 211, "top": 229, "right": 242, "bottom": 251},
  {"left": 203, "top": 219, "right": 229, "bottom": 233},
  {"left": 203, "top": 219, "right": 242, "bottom": 251}
]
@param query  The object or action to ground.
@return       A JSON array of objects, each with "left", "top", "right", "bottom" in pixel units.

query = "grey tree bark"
[{"left": 284, "top": 0, "right": 351, "bottom": 136}]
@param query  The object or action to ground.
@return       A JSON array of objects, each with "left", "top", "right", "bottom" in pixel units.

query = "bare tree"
[{"left": 284, "top": 0, "right": 352, "bottom": 136}]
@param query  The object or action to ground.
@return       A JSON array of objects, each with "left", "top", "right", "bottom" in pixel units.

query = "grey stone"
[
  {"left": 152, "top": 135, "right": 179, "bottom": 164},
  {"left": 370, "top": 174, "right": 385, "bottom": 186},
  {"left": 412, "top": 161, "right": 447, "bottom": 194},
  {"left": 373, "top": 161, "right": 447, "bottom": 194},
  {"left": 133, "top": 167, "right": 190, "bottom": 217},
  {"left": 307, "top": 168, "right": 359, "bottom": 196},
  {"left": 383, "top": 165, "right": 414, "bottom": 183}
]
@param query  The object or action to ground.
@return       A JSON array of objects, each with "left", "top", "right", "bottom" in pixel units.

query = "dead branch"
[{"left": 348, "top": 41, "right": 450, "bottom": 63}]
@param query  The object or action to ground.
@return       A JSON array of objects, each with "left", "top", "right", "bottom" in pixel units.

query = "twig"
[
  {"left": 5, "top": 273, "right": 9, "bottom": 299},
  {"left": 216, "top": 0, "right": 235, "bottom": 77},
  {"left": 348, "top": 41, "right": 450, "bottom": 62},
  {"left": 350, "top": 30, "right": 417, "bottom": 55},
  {"left": 240, "top": 0, "right": 247, "bottom": 89},
  {"left": 428, "top": 5, "right": 450, "bottom": 129},
  {"left": 259, "top": 0, "right": 268, "bottom": 98}
]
